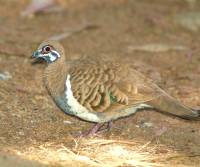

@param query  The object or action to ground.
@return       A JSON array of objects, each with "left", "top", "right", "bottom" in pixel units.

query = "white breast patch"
[{"left": 65, "top": 75, "right": 101, "bottom": 122}]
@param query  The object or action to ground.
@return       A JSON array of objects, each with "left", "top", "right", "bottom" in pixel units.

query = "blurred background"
[{"left": 0, "top": 0, "right": 200, "bottom": 166}]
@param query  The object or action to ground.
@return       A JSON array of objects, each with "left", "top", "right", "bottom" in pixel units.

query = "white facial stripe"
[
  {"left": 52, "top": 50, "right": 60, "bottom": 57},
  {"left": 39, "top": 50, "right": 60, "bottom": 62},
  {"left": 48, "top": 53, "right": 57, "bottom": 62}
]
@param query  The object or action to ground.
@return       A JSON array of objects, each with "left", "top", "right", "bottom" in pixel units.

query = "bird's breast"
[{"left": 54, "top": 75, "right": 103, "bottom": 123}]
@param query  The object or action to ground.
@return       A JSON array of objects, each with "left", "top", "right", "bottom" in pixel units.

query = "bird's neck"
[{"left": 43, "top": 58, "right": 68, "bottom": 97}]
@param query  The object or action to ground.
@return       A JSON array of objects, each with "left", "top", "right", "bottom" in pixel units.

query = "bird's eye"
[{"left": 42, "top": 45, "right": 51, "bottom": 53}]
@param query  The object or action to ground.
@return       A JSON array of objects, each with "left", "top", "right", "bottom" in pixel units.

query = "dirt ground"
[{"left": 0, "top": 0, "right": 200, "bottom": 166}]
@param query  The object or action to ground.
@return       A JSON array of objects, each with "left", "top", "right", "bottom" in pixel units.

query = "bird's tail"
[{"left": 147, "top": 95, "right": 200, "bottom": 120}]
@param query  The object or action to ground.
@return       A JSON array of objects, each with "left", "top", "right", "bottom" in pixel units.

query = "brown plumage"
[
  {"left": 32, "top": 40, "right": 199, "bottom": 130},
  {"left": 68, "top": 58, "right": 162, "bottom": 113}
]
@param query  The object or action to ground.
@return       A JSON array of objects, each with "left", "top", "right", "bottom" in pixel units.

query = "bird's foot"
[{"left": 78, "top": 122, "right": 112, "bottom": 138}]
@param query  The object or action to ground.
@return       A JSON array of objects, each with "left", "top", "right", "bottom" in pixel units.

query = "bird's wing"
[{"left": 68, "top": 58, "right": 164, "bottom": 112}]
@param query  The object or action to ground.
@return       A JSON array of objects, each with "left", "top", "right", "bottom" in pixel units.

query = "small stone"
[
  {"left": 63, "top": 120, "right": 73, "bottom": 125},
  {"left": 18, "top": 131, "right": 25, "bottom": 136},
  {"left": 136, "top": 121, "right": 153, "bottom": 128},
  {"left": 0, "top": 71, "right": 12, "bottom": 80}
]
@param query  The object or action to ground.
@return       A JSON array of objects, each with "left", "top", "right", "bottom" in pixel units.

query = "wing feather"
[{"left": 68, "top": 57, "right": 163, "bottom": 112}]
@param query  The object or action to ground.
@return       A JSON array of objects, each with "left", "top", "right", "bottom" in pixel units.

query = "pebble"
[
  {"left": 63, "top": 120, "right": 73, "bottom": 125},
  {"left": 0, "top": 71, "right": 12, "bottom": 80},
  {"left": 136, "top": 121, "right": 153, "bottom": 128}
]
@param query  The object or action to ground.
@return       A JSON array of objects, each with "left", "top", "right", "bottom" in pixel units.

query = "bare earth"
[{"left": 0, "top": 0, "right": 200, "bottom": 166}]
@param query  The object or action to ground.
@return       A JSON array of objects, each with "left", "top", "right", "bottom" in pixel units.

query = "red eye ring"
[{"left": 42, "top": 45, "right": 52, "bottom": 54}]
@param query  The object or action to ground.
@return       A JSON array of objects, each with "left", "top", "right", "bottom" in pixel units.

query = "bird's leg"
[
  {"left": 79, "top": 122, "right": 113, "bottom": 137},
  {"left": 79, "top": 123, "right": 104, "bottom": 137},
  {"left": 99, "top": 121, "right": 113, "bottom": 132}
]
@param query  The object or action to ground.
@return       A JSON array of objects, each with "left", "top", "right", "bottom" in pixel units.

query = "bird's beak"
[
  {"left": 31, "top": 50, "right": 43, "bottom": 64},
  {"left": 31, "top": 50, "right": 40, "bottom": 59}
]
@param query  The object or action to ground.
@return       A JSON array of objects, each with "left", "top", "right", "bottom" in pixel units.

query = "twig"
[
  {"left": 84, "top": 139, "right": 139, "bottom": 146},
  {"left": 48, "top": 23, "right": 99, "bottom": 41},
  {"left": 166, "top": 154, "right": 200, "bottom": 160}
]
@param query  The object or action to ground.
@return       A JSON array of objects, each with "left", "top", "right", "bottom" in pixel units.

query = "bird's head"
[{"left": 32, "top": 40, "right": 65, "bottom": 64}]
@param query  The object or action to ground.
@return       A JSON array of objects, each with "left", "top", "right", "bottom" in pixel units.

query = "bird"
[{"left": 31, "top": 40, "right": 199, "bottom": 136}]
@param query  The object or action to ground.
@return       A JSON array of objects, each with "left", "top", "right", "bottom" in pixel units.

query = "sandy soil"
[{"left": 0, "top": 0, "right": 200, "bottom": 166}]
